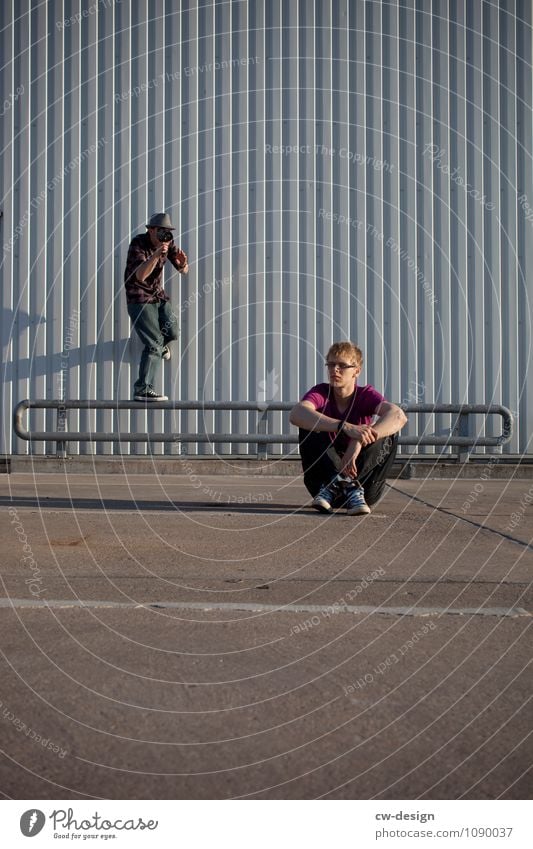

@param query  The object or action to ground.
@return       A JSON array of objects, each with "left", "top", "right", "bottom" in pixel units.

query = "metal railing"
[{"left": 13, "top": 399, "right": 513, "bottom": 462}]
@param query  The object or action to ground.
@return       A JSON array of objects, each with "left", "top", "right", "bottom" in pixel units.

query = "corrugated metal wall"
[{"left": 1, "top": 0, "right": 532, "bottom": 456}]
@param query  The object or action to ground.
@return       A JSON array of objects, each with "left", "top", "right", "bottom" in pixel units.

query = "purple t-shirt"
[{"left": 301, "top": 382, "right": 385, "bottom": 452}]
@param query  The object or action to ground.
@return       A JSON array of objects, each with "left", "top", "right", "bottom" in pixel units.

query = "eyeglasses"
[{"left": 325, "top": 362, "right": 357, "bottom": 371}]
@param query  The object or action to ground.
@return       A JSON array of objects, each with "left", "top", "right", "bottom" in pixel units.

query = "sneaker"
[
  {"left": 312, "top": 480, "right": 340, "bottom": 513},
  {"left": 133, "top": 388, "right": 168, "bottom": 401},
  {"left": 344, "top": 485, "right": 371, "bottom": 515},
  {"left": 161, "top": 345, "right": 171, "bottom": 361}
]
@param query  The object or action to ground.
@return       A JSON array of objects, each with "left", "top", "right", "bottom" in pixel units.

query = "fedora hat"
[{"left": 146, "top": 212, "right": 175, "bottom": 229}]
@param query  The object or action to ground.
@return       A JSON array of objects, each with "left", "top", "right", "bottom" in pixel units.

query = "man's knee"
[
  {"left": 360, "top": 435, "right": 397, "bottom": 469},
  {"left": 145, "top": 341, "right": 164, "bottom": 355},
  {"left": 160, "top": 304, "right": 179, "bottom": 338},
  {"left": 164, "top": 326, "right": 179, "bottom": 342}
]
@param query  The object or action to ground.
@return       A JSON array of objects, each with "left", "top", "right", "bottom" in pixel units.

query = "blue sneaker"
[
  {"left": 312, "top": 479, "right": 341, "bottom": 513},
  {"left": 311, "top": 475, "right": 352, "bottom": 513},
  {"left": 312, "top": 484, "right": 335, "bottom": 512},
  {"left": 344, "top": 485, "right": 371, "bottom": 515}
]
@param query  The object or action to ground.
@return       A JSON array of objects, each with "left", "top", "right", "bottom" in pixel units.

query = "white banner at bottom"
[{"left": 3, "top": 799, "right": 531, "bottom": 848}]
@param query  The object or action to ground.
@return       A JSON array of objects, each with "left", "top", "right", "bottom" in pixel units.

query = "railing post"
[
  {"left": 56, "top": 402, "right": 67, "bottom": 458},
  {"left": 257, "top": 406, "right": 268, "bottom": 460},
  {"left": 457, "top": 411, "right": 471, "bottom": 464}
]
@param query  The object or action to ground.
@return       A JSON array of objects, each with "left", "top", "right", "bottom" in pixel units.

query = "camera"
[{"left": 156, "top": 228, "right": 173, "bottom": 243}]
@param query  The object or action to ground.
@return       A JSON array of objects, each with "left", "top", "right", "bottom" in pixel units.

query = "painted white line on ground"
[{"left": 0, "top": 599, "right": 529, "bottom": 617}]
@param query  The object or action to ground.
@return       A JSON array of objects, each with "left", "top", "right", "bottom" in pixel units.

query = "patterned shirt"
[{"left": 124, "top": 232, "right": 187, "bottom": 304}]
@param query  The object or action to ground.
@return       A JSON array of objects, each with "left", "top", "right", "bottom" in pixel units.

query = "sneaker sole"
[
  {"left": 133, "top": 396, "right": 168, "bottom": 402},
  {"left": 312, "top": 498, "right": 333, "bottom": 513},
  {"left": 346, "top": 504, "right": 371, "bottom": 515}
]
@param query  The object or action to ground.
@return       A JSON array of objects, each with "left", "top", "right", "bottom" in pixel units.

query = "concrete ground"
[{"left": 0, "top": 469, "right": 531, "bottom": 800}]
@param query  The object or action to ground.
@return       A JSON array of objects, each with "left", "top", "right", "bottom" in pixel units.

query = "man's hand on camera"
[{"left": 155, "top": 243, "right": 169, "bottom": 257}]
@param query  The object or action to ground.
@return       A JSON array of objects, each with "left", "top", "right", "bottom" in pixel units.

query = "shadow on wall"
[{"left": 1, "top": 307, "right": 137, "bottom": 394}]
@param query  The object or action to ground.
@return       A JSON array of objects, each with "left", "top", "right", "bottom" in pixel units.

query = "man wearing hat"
[{"left": 124, "top": 213, "right": 188, "bottom": 401}]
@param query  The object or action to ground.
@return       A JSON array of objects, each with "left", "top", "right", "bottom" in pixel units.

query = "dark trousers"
[
  {"left": 127, "top": 301, "right": 178, "bottom": 393},
  {"left": 298, "top": 429, "right": 398, "bottom": 507}
]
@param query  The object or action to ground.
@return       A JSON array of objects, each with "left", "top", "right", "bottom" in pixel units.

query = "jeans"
[
  {"left": 298, "top": 429, "right": 398, "bottom": 507},
  {"left": 127, "top": 300, "right": 178, "bottom": 394}
]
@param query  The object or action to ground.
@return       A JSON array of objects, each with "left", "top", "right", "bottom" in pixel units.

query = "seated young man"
[{"left": 289, "top": 342, "right": 407, "bottom": 515}]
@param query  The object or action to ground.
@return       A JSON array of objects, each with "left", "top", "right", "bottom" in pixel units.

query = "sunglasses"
[{"left": 325, "top": 362, "right": 357, "bottom": 371}]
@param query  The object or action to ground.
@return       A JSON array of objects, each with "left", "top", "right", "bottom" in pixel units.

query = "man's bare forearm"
[
  {"left": 290, "top": 401, "right": 407, "bottom": 441},
  {"left": 135, "top": 254, "right": 161, "bottom": 282},
  {"left": 372, "top": 406, "right": 407, "bottom": 439},
  {"left": 289, "top": 402, "right": 341, "bottom": 432}
]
